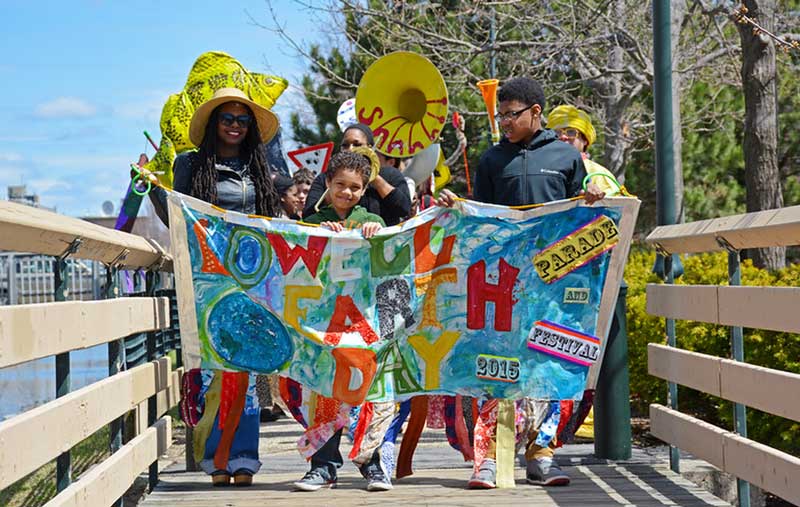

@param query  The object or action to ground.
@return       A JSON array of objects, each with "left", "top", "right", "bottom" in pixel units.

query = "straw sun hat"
[{"left": 189, "top": 87, "right": 279, "bottom": 146}]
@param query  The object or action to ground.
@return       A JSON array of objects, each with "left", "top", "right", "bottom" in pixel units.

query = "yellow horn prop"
[
  {"left": 434, "top": 148, "right": 451, "bottom": 191},
  {"left": 356, "top": 52, "right": 448, "bottom": 157},
  {"left": 476, "top": 79, "right": 500, "bottom": 144}
]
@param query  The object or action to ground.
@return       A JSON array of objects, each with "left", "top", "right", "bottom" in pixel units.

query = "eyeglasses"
[
  {"left": 495, "top": 104, "right": 534, "bottom": 123},
  {"left": 218, "top": 113, "right": 252, "bottom": 127},
  {"left": 555, "top": 128, "right": 580, "bottom": 139}
]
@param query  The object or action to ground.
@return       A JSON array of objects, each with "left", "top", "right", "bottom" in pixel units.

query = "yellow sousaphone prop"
[
  {"left": 356, "top": 52, "right": 448, "bottom": 158},
  {"left": 402, "top": 143, "right": 451, "bottom": 193}
]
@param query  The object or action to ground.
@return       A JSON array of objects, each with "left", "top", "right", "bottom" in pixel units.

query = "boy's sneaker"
[
  {"left": 292, "top": 469, "right": 337, "bottom": 491},
  {"left": 360, "top": 458, "right": 393, "bottom": 491},
  {"left": 526, "top": 457, "right": 570, "bottom": 486},
  {"left": 467, "top": 458, "right": 496, "bottom": 489}
]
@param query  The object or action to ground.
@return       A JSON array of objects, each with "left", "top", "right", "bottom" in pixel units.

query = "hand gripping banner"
[{"left": 169, "top": 193, "right": 639, "bottom": 405}]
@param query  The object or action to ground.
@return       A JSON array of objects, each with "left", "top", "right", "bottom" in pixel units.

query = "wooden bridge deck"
[{"left": 140, "top": 418, "right": 730, "bottom": 507}]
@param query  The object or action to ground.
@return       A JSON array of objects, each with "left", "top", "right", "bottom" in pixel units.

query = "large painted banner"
[{"left": 169, "top": 192, "right": 639, "bottom": 405}]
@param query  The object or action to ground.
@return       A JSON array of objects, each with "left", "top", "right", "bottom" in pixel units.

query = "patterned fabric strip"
[
  {"left": 453, "top": 395, "right": 474, "bottom": 461},
  {"left": 279, "top": 377, "right": 308, "bottom": 428},
  {"left": 555, "top": 400, "right": 574, "bottom": 446},
  {"left": 396, "top": 396, "right": 429, "bottom": 478},
  {"left": 559, "top": 389, "right": 595, "bottom": 444},
  {"left": 349, "top": 401, "right": 374, "bottom": 459},
  {"left": 383, "top": 399, "right": 411, "bottom": 444},
  {"left": 496, "top": 399, "right": 517, "bottom": 488},
  {"left": 217, "top": 371, "right": 240, "bottom": 430},
  {"left": 426, "top": 395, "right": 446, "bottom": 429},
  {"left": 180, "top": 368, "right": 203, "bottom": 428},
  {"left": 533, "top": 401, "right": 561, "bottom": 448},
  {"left": 213, "top": 372, "right": 249, "bottom": 470},
  {"left": 472, "top": 398, "right": 498, "bottom": 474},
  {"left": 351, "top": 401, "right": 396, "bottom": 465},
  {"left": 296, "top": 401, "right": 350, "bottom": 459},
  {"left": 192, "top": 372, "right": 223, "bottom": 465},
  {"left": 443, "top": 395, "right": 461, "bottom": 452}
]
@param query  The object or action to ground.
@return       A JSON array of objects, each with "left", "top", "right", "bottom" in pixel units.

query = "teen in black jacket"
[{"left": 474, "top": 128, "right": 586, "bottom": 205}]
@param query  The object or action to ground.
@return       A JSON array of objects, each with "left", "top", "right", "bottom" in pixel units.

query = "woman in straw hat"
[
  {"left": 149, "top": 87, "right": 282, "bottom": 222},
  {"left": 181, "top": 87, "right": 281, "bottom": 216},
  {"left": 160, "top": 87, "right": 282, "bottom": 487}
]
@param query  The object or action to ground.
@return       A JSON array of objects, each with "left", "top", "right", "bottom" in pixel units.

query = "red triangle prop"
[{"left": 287, "top": 142, "right": 334, "bottom": 176}]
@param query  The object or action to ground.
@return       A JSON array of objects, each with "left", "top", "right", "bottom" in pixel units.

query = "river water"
[{"left": 0, "top": 345, "right": 109, "bottom": 420}]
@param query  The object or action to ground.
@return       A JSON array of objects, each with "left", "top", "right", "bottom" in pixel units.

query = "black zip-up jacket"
[{"left": 474, "top": 129, "right": 587, "bottom": 206}]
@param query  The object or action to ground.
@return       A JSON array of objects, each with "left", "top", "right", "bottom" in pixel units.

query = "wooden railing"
[
  {"left": 0, "top": 200, "right": 180, "bottom": 507},
  {"left": 645, "top": 205, "right": 800, "bottom": 506}
]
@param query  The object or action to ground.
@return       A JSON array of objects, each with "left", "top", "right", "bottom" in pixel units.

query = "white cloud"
[
  {"left": 28, "top": 178, "right": 70, "bottom": 193},
  {"left": 0, "top": 152, "right": 23, "bottom": 162},
  {"left": 114, "top": 91, "right": 169, "bottom": 123},
  {"left": 0, "top": 165, "right": 25, "bottom": 182},
  {"left": 0, "top": 135, "right": 49, "bottom": 143},
  {"left": 31, "top": 154, "right": 133, "bottom": 171},
  {"left": 35, "top": 97, "right": 97, "bottom": 119}
]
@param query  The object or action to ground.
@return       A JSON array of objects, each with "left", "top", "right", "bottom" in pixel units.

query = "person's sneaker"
[
  {"left": 526, "top": 457, "right": 570, "bottom": 486},
  {"left": 360, "top": 458, "right": 393, "bottom": 491},
  {"left": 467, "top": 458, "right": 496, "bottom": 489},
  {"left": 292, "top": 469, "right": 336, "bottom": 491}
]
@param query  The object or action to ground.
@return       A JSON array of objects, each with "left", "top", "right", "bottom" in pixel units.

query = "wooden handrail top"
[
  {"left": 0, "top": 297, "right": 171, "bottom": 369},
  {"left": 0, "top": 200, "right": 172, "bottom": 271},
  {"left": 645, "top": 204, "right": 800, "bottom": 254}
]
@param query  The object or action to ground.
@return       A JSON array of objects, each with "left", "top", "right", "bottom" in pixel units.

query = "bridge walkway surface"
[{"left": 139, "top": 417, "right": 729, "bottom": 507}]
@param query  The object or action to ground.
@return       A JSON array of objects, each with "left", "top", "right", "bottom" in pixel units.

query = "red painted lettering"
[
  {"left": 467, "top": 259, "right": 519, "bottom": 331},
  {"left": 267, "top": 233, "right": 328, "bottom": 278},
  {"left": 414, "top": 220, "right": 456, "bottom": 274},
  {"left": 324, "top": 295, "right": 380, "bottom": 345}
]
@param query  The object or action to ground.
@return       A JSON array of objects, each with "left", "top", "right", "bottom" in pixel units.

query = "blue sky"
[{"left": 0, "top": 0, "right": 325, "bottom": 216}]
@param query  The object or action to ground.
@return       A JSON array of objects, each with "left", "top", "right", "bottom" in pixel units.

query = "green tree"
[{"left": 289, "top": 45, "right": 361, "bottom": 148}]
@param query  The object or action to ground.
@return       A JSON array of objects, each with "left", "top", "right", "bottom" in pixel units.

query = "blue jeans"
[{"left": 311, "top": 428, "right": 344, "bottom": 480}]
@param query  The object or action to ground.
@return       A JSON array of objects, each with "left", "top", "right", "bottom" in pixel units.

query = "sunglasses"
[
  {"left": 218, "top": 112, "right": 252, "bottom": 127},
  {"left": 555, "top": 128, "right": 580, "bottom": 139},
  {"left": 495, "top": 104, "right": 534, "bottom": 123}
]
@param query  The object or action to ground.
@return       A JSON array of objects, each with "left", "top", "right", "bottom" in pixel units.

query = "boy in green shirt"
[
  {"left": 293, "top": 148, "right": 396, "bottom": 493},
  {"left": 304, "top": 149, "right": 385, "bottom": 236}
]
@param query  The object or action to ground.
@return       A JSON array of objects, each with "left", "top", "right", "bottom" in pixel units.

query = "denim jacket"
[{"left": 151, "top": 152, "right": 257, "bottom": 226}]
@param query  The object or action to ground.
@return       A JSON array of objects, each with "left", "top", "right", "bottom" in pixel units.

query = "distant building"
[
  {"left": 7, "top": 185, "right": 45, "bottom": 209},
  {"left": 80, "top": 197, "right": 171, "bottom": 250}
]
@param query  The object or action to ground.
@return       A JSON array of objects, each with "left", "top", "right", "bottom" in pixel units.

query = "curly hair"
[
  {"left": 498, "top": 77, "right": 546, "bottom": 111},
  {"left": 326, "top": 150, "right": 372, "bottom": 186},
  {"left": 292, "top": 167, "right": 315, "bottom": 186},
  {"left": 190, "top": 103, "right": 281, "bottom": 217}
]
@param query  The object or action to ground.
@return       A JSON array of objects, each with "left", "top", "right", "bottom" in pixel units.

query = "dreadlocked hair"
[{"left": 190, "top": 103, "right": 281, "bottom": 217}]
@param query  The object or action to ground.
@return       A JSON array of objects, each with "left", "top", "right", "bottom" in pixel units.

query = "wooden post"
[
  {"left": 727, "top": 248, "right": 751, "bottom": 507},
  {"left": 106, "top": 264, "right": 124, "bottom": 507},
  {"left": 54, "top": 255, "right": 71, "bottom": 492},
  {"left": 147, "top": 270, "right": 160, "bottom": 491}
]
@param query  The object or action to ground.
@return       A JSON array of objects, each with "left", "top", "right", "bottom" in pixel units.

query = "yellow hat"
[
  {"left": 547, "top": 105, "right": 596, "bottom": 147},
  {"left": 189, "top": 87, "right": 279, "bottom": 146}
]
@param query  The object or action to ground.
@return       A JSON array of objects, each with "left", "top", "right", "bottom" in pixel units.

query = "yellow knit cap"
[{"left": 546, "top": 105, "right": 596, "bottom": 147}]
